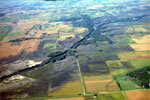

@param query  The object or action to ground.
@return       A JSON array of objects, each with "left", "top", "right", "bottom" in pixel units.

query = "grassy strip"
[
  {"left": 122, "top": 91, "right": 128, "bottom": 100},
  {"left": 75, "top": 55, "right": 87, "bottom": 95}
]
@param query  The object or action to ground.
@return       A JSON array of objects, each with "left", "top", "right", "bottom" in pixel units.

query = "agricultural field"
[
  {"left": 130, "top": 59, "right": 150, "bottom": 69},
  {"left": 44, "top": 97, "right": 85, "bottom": 100},
  {"left": 49, "top": 79, "right": 83, "bottom": 96},
  {"left": 77, "top": 51, "right": 110, "bottom": 76},
  {"left": 117, "top": 52, "right": 150, "bottom": 60},
  {"left": 125, "top": 90, "right": 150, "bottom": 100},
  {"left": 84, "top": 75, "right": 120, "bottom": 93},
  {"left": 97, "top": 93, "right": 126, "bottom": 100},
  {"left": 0, "top": 40, "right": 40, "bottom": 59},
  {"left": 41, "top": 96, "right": 97, "bottom": 100},
  {"left": 106, "top": 60, "right": 123, "bottom": 69},
  {"left": 130, "top": 44, "right": 150, "bottom": 51},
  {"left": 130, "top": 35, "right": 150, "bottom": 51}
]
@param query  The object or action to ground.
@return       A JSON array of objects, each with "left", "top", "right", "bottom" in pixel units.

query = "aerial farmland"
[{"left": 0, "top": 0, "right": 150, "bottom": 100}]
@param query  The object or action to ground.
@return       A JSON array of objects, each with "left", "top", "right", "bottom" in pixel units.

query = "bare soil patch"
[
  {"left": 125, "top": 90, "right": 150, "bottom": 100},
  {"left": 45, "top": 97, "right": 85, "bottom": 100},
  {"left": 0, "top": 40, "right": 40, "bottom": 59}
]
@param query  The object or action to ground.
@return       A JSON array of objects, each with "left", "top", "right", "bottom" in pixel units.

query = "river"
[{"left": 0, "top": 14, "right": 149, "bottom": 81}]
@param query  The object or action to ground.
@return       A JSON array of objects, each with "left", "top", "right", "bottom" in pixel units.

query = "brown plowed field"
[
  {"left": 0, "top": 40, "right": 40, "bottom": 59},
  {"left": 84, "top": 75, "right": 120, "bottom": 93},
  {"left": 45, "top": 97, "right": 85, "bottom": 100},
  {"left": 125, "top": 90, "right": 150, "bottom": 100}
]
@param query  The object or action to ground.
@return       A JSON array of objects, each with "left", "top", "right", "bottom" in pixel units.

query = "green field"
[
  {"left": 98, "top": 93, "right": 126, "bottom": 100},
  {"left": 106, "top": 60, "right": 123, "bottom": 69},
  {"left": 43, "top": 43, "right": 56, "bottom": 49},
  {"left": 130, "top": 59, "right": 150, "bottom": 69},
  {"left": 114, "top": 74, "right": 143, "bottom": 91},
  {"left": 3, "top": 32, "right": 21, "bottom": 40},
  {"left": 22, "top": 62, "right": 53, "bottom": 80},
  {"left": 49, "top": 79, "right": 83, "bottom": 96}
]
